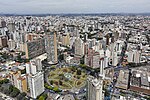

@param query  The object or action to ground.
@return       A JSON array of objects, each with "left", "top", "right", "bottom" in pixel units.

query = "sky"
[{"left": 0, "top": 0, "right": 150, "bottom": 14}]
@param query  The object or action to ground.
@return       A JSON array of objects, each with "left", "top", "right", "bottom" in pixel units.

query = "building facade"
[
  {"left": 25, "top": 38, "right": 46, "bottom": 59},
  {"left": 45, "top": 32, "right": 58, "bottom": 64},
  {"left": 28, "top": 72, "right": 44, "bottom": 99},
  {"left": 87, "top": 76, "right": 103, "bottom": 100}
]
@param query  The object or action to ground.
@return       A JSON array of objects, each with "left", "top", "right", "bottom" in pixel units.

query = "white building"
[
  {"left": 26, "top": 59, "right": 44, "bottom": 99},
  {"left": 74, "top": 37, "right": 84, "bottom": 56},
  {"left": 112, "top": 51, "right": 119, "bottom": 66},
  {"left": 126, "top": 50, "right": 141, "bottom": 63},
  {"left": 28, "top": 72, "right": 44, "bottom": 99},
  {"left": 87, "top": 76, "right": 103, "bottom": 100},
  {"left": 8, "top": 39, "right": 16, "bottom": 50}
]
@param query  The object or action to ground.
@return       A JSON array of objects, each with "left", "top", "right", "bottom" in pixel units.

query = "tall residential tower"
[{"left": 45, "top": 32, "right": 58, "bottom": 64}]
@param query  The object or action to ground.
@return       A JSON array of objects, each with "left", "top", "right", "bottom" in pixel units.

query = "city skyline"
[{"left": 0, "top": 0, "right": 150, "bottom": 14}]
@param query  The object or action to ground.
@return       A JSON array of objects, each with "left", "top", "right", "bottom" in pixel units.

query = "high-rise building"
[
  {"left": 19, "top": 43, "right": 26, "bottom": 52},
  {"left": 1, "top": 20, "right": 6, "bottom": 28},
  {"left": 112, "top": 51, "right": 119, "bottom": 66},
  {"left": 25, "top": 38, "right": 46, "bottom": 59},
  {"left": 29, "top": 59, "right": 42, "bottom": 74},
  {"left": 10, "top": 71, "right": 21, "bottom": 89},
  {"left": 8, "top": 39, "right": 16, "bottom": 50},
  {"left": 45, "top": 32, "right": 58, "bottom": 64},
  {"left": 99, "top": 58, "right": 105, "bottom": 77},
  {"left": 85, "top": 48, "right": 100, "bottom": 69},
  {"left": 126, "top": 50, "right": 141, "bottom": 63},
  {"left": 114, "top": 40, "right": 124, "bottom": 53},
  {"left": 87, "top": 76, "right": 103, "bottom": 100},
  {"left": 17, "top": 75, "right": 28, "bottom": 93},
  {"left": 9, "top": 71, "right": 28, "bottom": 93},
  {"left": 133, "top": 50, "right": 141, "bottom": 64},
  {"left": 8, "top": 23, "right": 15, "bottom": 32},
  {"left": 74, "top": 37, "right": 84, "bottom": 56},
  {"left": 28, "top": 72, "right": 44, "bottom": 99},
  {"left": 26, "top": 59, "right": 44, "bottom": 99},
  {"left": 62, "top": 33, "right": 70, "bottom": 46},
  {"left": 0, "top": 35, "right": 8, "bottom": 48}
]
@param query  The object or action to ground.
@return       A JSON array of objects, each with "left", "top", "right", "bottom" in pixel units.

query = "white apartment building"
[
  {"left": 28, "top": 72, "right": 44, "bottom": 99},
  {"left": 87, "top": 76, "right": 103, "bottom": 100}
]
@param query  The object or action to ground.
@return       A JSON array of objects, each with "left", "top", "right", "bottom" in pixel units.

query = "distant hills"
[{"left": 0, "top": 13, "right": 150, "bottom": 17}]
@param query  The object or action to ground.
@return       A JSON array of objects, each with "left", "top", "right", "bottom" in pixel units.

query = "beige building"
[
  {"left": 74, "top": 37, "right": 84, "bottom": 56},
  {"left": 87, "top": 76, "right": 103, "bottom": 100},
  {"left": 85, "top": 48, "right": 100, "bottom": 69},
  {"left": 19, "top": 43, "right": 26, "bottom": 52},
  {"left": 9, "top": 71, "right": 28, "bottom": 93},
  {"left": 0, "top": 35, "right": 8, "bottom": 48},
  {"left": 17, "top": 75, "right": 28, "bottom": 93},
  {"left": 62, "top": 33, "right": 70, "bottom": 46},
  {"left": 10, "top": 71, "right": 21, "bottom": 88}
]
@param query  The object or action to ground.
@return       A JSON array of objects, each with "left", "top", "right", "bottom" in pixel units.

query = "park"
[{"left": 47, "top": 66, "right": 87, "bottom": 91}]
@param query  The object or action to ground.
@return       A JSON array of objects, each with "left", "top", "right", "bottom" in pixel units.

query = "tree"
[
  {"left": 37, "top": 93, "right": 48, "bottom": 100},
  {"left": 10, "top": 87, "right": 20, "bottom": 97},
  {"left": 16, "top": 92, "right": 27, "bottom": 100},
  {"left": 0, "top": 80, "right": 3, "bottom": 84},
  {"left": 50, "top": 80, "right": 53, "bottom": 85},
  {"left": 38, "top": 93, "right": 48, "bottom": 100},
  {"left": 9, "top": 85, "right": 14, "bottom": 93},
  {"left": 38, "top": 96, "right": 45, "bottom": 100},
  {"left": 71, "top": 66, "right": 76, "bottom": 72},
  {"left": 58, "top": 54, "right": 64, "bottom": 61},
  {"left": 20, "top": 92, "right": 26, "bottom": 97},
  {"left": 44, "top": 83, "right": 53, "bottom": 90},
  {"left": 59, "top": 80, "right": 63, "bottom": 85},
  {"left": 77, "top": 70, "right": 81, "bottom": 75},
  {"left": 144, "top": 96, "right": 150, "bottom": 100},
  {"left": 3, "top": 79, "right": 9, "bottom": 84},
  {"left": 21, "top": 69, "right": 26, "bottom": 74},
  {"left": 21, "top": 52, "right": 25, "bottom": 56},
  {"left": 104, "top": 88, "right": 110, "bottom": 97},
  {"left": 77, "top": 76, "right": 80, "bottom": 79},
  {"left": 0, "top": 87, "right": 4, "bottom": 92},
  {"left": 80, "top": 56, "right": 84, "bottom": 64},
  {"left": 53, "top": 87, "right": 61, "bottom": 92}
]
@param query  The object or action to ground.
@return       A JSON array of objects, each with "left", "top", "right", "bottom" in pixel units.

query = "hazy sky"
[{"left": 0, "top": 0, "right": 150, "bottom": 14}]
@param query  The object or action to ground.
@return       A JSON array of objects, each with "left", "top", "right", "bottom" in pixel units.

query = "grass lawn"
[{"left": 48, "top": 66, "right": 87, "bottom": 90}]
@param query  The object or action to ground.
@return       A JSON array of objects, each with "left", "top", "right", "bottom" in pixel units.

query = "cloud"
[{"left": 0, "top": 0, "right": 149, "bottom": 14}]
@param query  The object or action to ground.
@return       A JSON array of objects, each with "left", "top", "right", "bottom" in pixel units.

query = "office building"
[
  {"left": 74, "top": 37, "right": 84, "bottom": 56},
  {"left": 25, "top": 38, "right": 46, "bottom": 59},
  {"left": 85, "top": 48, "right": 100, "bottom": 69},
  {"left": 116, "top": 70, "right": 129, "bottom": 90},
  {"left": 126, "top": 50, "right": 141, "bottom": 63},
  {"left": 45, "top": 32, "right": 58, "bottom": 64},
  {"left": 8, "top": 23, "right": 15, "bottom": 32},
  {"left": 62, "top": 33, "right": 70, "bottom": 46}
]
